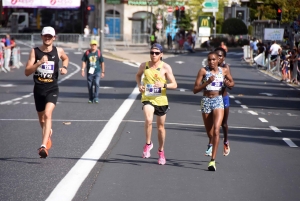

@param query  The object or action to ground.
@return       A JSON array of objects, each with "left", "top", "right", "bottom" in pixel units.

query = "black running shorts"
[
  {"left": 142, "top": 101, "right": 169, "bottom": 116},
  {"left": 34, "top": 86, "right": 59, "bottom": 112}
]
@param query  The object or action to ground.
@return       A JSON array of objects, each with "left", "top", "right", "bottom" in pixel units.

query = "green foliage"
[
  {"left": 222, "top": 18, "right": 248, "bottom": 35},
  {"left": 248, "top": 25, "right": 253, "bottom": 35}
]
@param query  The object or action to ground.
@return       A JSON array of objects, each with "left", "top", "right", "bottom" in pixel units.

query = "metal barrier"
[{"left": 243, "top": 45, "right": 251, "bottom": 60}]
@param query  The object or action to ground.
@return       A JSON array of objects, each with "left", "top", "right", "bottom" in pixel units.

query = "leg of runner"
[
  {"left": 37, "top": 103, "right": 55, "bottom": 158},
  {"left": 203, "top": 113, "right": 213, "bottom": 156},
  {"left": 222, "top": 106, "right": 230, "bottom": 156},
  {"left": 142, "top": 104, "right": 154, "bottom": 158},
  {"left": 157, "top": 114, "right": 166, "bottom": 165}
]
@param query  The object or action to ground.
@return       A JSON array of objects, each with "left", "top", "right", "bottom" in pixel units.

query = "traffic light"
[
  {"left": 180, "top": 6, "right": 185, "bottom": 18},
  {"left": 175, "top": 6, "right": 179, "bottom": 19},
  {"left": 276, "top": 8, "right": 282, "bottom": 21},
  {"left": 87, "top": 6, "right": 91, "bottom": 15}
]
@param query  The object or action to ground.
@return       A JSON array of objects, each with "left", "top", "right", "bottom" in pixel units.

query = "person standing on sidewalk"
[
  {"left": 135, "top": 43, "right": 177, "bottom": 165},
  {"left": 81, "top": 40, "right": 105, "bottom": 103},
  {"left": 193, "top": 51, "right": 234, "bottom": 171},
  {"left": 25, "top": 26, "right": 69, "bottom": 158}
]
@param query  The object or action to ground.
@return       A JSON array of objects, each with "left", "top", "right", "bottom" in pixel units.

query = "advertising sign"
[
  {"left": 3, "top": 0, "right": 81, "bottom": 8},
  {"left": 264, "top": 28, "right": 284, "bottom": 41},
  {"left": 198, "top": 16, "right": 211, "bottom": 27}
]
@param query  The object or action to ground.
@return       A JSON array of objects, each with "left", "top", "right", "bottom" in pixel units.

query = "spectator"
[
  {"left": 183, "top": 38, "right": 195, "bottom": 53},
  {"left": 167, "top": 33, "right": 172, "bottom": 50},
  {"left": 0, "top": 39, "right": 5, "bottom": 72},
  {"left": 250, "top": 38, "right": 258, "bottom": 57},
  {"left": 104, "top": 24, "right": 109, "bottom": 37},
  {"left": 220, "top": 41, "right": 228, "bottom": 52},
  {"left": 9, "top": 37, "right": 16, "bottom": 68},
  {"left": 191, "top": 31, "right": 197, "bottom": 50},
  {"left": 269, "top": 40, "right": 282, "bottom": 70},
  {"left": 84, "top": 25, "right": 90, "bottom": 39}
]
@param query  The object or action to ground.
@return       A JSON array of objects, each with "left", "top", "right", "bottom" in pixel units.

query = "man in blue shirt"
[
  {"left": 250, "top": 38, "right": 258, "bottom": 57},
  {"left": 81, "top": 40, "right": 105, "bottom": 103}
]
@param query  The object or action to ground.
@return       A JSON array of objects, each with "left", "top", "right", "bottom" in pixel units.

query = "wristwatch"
[{"left": 163, "top": 83, "right": 167, "bottom": 88}]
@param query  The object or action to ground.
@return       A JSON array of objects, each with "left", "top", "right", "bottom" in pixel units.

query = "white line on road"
[
  {"left": 1, "top": 118, "right": 299, "bottom": 132},
  {"left": 241, "top": 105, "right": 248, "bottom": 109},
  {"left": 229, "top": 95, "right": 235, "bottom": 99},
  {"left": 248, "top": 110, "right": 258, "bottom": 115},
  {"left": 270, "top": 126, "right": 281, "bottom": 132},
  {"left": 287, "top": 113, "right": 298, "bottom": 116},
  {"left": 235, "top": 100, "right": 241, "bottom": 104},
  {"left": 21, "top": 52, "right": 29, "bottom": 55},
  {"left": 283, "top": 138, "right": 298, "bottom": 147},
  {"left": 258, "top": 118, "right": 268, "bottom": 122},
  {"left": 12, "top": 98, "right": 22, "bottom": 101},
  {"left": 122, "top": 61, "right": 139, "bottom": 68},
  {"left": 45, "top": 87, "right": 140, "bottom": 201},
  {"left": 74, "top": 52, "right": 83, "bottom": 54}
]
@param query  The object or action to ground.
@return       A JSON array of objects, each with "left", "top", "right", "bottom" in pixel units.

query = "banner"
[
  {"left": 264, "top": 28, "right": 284, "bottom": 41},
  {"left": 3, "top": 0, "right": 81, "bottom": 8}
]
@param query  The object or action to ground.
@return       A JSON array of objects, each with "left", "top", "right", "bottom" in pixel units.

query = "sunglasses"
[{"left": 150, "top": 51, "right": 161, "bottom": 55}]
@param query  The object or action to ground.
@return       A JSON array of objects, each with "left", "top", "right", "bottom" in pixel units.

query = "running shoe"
[
  {"left": 142, "top": 143, "right": 153, "bottom": 158},
  {"left": 208, "top": 160, "right": 216, "bottom": 171},
  {"left": 223, "top": 141, "right": 230, "bottom": 156},
  {"left": 38, "top": 146, "right": 48, "bottom": 158},
  {"left": 88, "top": 100, "right": 93, "bottom": 103},
  {"left": 158, "top": 151, "right": 166, "bottom": 165},
  {"left": 46, "top": 129, "right": 52, "bottom": 150},
  {"left": 94, "top": 100, "right": 99, "bottom": 103},
  {"left": 205, "top": 144, "right": 212, "bottom": 156}
]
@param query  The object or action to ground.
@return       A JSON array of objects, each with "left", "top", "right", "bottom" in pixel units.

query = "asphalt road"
[{"left": 0, "top": 47, "right": 300, "bottom": 201}]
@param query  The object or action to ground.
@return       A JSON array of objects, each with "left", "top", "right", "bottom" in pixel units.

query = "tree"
[{"left": 222, "top": 18, "right": 248, "bottom": 35}]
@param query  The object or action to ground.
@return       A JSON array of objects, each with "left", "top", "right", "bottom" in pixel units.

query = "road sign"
[
  {"left": 202, "top": 0, "right": 219, "bottom": 12},
  {"left": 167, "top": 6, "right": 173, "bottom": 12},
  {"left": 166, "top": 13, "right": 173, "bottom": 23}
]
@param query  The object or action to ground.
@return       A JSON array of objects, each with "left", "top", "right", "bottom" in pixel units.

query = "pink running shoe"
[
  {"left": 158, "top": 151, "right": 166, "bottom": 165},
  {"left": 142, "top": 143, "right": 153, "bottom": 158}
]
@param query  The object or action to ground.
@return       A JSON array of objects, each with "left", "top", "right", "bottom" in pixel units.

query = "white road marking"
[
  {"left": 21, "top": 52, "right": 29, "bottom": 55},
  {"left": 74, "top": 52, "right": 83, "bottom": 54},
  {"left": 229, "top": 95, "right": 235, "bottom": 99},
  {"left": 269, "top": 126, "right": 281, "bottom": 132},
  {"left": 259, "top": 93, "right": 275, "bottom": 96},
  {"left": 12, "top": 98, "right": 22, "bottom": 101},
  {"left": 22, "top": 102, "right": 28, "bottom": 104},
  {"left": 99, "top": 86, "right": 114, "bottom": 89},
  {"left": 122, "top": 61, "right": 139, "bottom": 67},
  {"left": 13, "top": 102, "right": 20, "bottom": 105},
  {"left": 175, "top": 61, "right": 184, "bottom": 64},
  {"left": 258, "top": 118, "right": 268, "bottom": 122},
  {"left": 241, "top": 105, "right": 248, "bottom": 109},
  {"left": 45, "top": 87, "right": 140, "bottom": 201},
  {"left": 287, "top": 113, "right": 298, "bottom": 116},
  {"left": 0, "top": 101, "right": 12, "bottom": 105},
  {"left": 0, "top": 84, "right": 16, "bottom": 87},
  {"left": 283, "top": 138, "right": 298, "bottom": 147},
  {"left": 235, "top": 100, "right": 241, "bottom": 104},
  {"left": 248, "top": 111, "right": 258, "bottom": 115}
]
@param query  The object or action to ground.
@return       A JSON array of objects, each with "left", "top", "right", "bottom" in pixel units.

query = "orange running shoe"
[
  {"left": 46, "top": 129, "right": 52, "bottom": 150},
  {"left": 38, "top": 147, "right": 48, "bottom": 158},
  {"left": 223, "top": 141, "right": 230, "bottom": 156}
]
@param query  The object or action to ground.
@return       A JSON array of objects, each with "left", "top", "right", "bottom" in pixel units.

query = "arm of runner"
[
  {"left": 25, "top": 49, "right": 46, "bottom": 76},
  {"left": 163, "top": 63, "right": 177, "bottom": 89},
  {"left": 58, "top": 47, "right": 69, "bottom": 75},
  {"left": 136, "top": 63, "right": 145, "bottom": 93},
  {"left": 223, "top": 68, "right": 234, "bottom": 88},
  {"left": 193, "top": 68, "right": 209, "bottom": 94}
]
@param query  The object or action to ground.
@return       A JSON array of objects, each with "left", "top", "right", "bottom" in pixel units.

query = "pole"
[
  {"left": 113, "top": 4, "right": 116, "bottom": 40},
  {"left": 100, "top": 0, "right": 104, "bottom": 53},
  {"left": 213, "top": 10, "right": 216, "bottom": 38},
  {"left": 150, "top": 0, "right": 153, "bottom": 35}
]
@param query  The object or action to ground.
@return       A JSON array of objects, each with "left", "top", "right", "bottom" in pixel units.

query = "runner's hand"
[
  {"left": 154, "top": 81, "right": 163, "bottom": 88},
  {"left": 81, "top": 70, "right": 85, "bottom": 77},
  {"left": 39, "top": 55, "right": 48, "bottom": 64},
  {"left": 139, "top": 85, "right": 145, "bottom": 93},
  {"left": 208, "top": 75, "right": 215, "bottom": 84},
  {"left": 60, "top": 68, "right": 67, "bottom": 75}
]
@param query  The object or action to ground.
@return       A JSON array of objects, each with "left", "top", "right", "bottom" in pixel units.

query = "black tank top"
[{"left": 33, "top": 46, "right": 59, "bottom": 87}]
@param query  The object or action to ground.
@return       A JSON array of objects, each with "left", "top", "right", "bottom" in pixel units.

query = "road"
[{"left": 0, "top": 46, "right": 300, "bottom": 201}]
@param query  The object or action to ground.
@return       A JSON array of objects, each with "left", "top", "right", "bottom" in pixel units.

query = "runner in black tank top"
[{"left": 25, "top": 26, "right": 69, "bottom": 158}]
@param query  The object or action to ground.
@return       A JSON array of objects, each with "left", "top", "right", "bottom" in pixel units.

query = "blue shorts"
[
  {"left": 223, "top": 95, "right": 230, "bottom": 108},
  {"left": 200, "top": 95, "right": 224, "bottom": 113}
]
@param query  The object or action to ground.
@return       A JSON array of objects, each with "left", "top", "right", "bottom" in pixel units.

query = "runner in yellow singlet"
[{"left": 135, "top": 43, "right": 177, "bottom": 165}]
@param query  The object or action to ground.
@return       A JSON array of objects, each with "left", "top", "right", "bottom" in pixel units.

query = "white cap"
[{"left": 41, "top": 26, "right": 55, "bottom": 36}]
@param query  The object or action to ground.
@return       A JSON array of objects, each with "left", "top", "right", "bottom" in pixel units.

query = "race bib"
[
  {"left": 88, "top": 67, "right": 95, "bottom": 74},
  {"left": 39, "top": 61, "right": 54, "bottom": 74},
  {"left": 145, "top": 84, "right": 162, "bottom": 96},
  {"left": 206, "top": 76, "right": 223, "bottom": 90}
]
